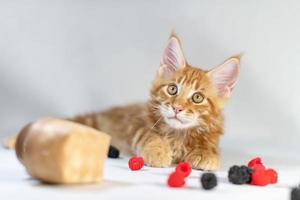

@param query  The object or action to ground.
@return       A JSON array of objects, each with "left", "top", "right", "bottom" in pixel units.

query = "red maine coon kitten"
[{"left": 71, "top": 33, "right": 240, "bottom": 170}]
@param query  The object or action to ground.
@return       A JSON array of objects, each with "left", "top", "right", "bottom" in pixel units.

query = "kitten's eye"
[
  {"left": 192, "top": 92, "right": 204, "bottom": 104},
  {"left": 167, "top": 84, "right": 178, "bottom": 95}
]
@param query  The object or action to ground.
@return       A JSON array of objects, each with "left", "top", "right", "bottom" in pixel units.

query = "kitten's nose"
[{"left": 172, "top": 105, "right": 183, "bottom": 114}]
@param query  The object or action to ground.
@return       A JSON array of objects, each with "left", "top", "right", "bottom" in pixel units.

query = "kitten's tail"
[{"left": 3, "top": 135, "right": 17, "bottom": 149}]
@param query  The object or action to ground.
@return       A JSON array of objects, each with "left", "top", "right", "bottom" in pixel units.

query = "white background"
[{"left": 0, "top": 0, "right": 299, "bottom": 160}]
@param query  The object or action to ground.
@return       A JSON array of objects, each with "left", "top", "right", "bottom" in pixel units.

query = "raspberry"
[
  {"left": 128, "top": 157, "right": 144, "bottom": 171},
  {"left": 250, "top": 168, "right": 270, "bottom": 186},
  {"left": 248, "top": 157, "right": 263, "bottom": 168},
  {"left": 266, "top": 168, "right": 278, "bottom": 184},
  {"left": 175, "top": 162, "right": 192, "bottom": 177},
  {"left": 248, "top": 157, "right": 265, "bottom": 170},
  {"left": 201, "top": 173, "right": 217, "bottom": 190},
  {"left": 167, "top": 172, "right": 185, "bottom": 187},
  {"left": 108, "top": 145, "right": 120, "bottom": 158},
  {"left": 251, "top": 164, "right": 266, "bottom": 171},
  {"left": 291, "top": 187, "right": 300, "bottom": 200},
  {"left": 247, "top": 157, "right": 278, "bottom": 186},
  {"left": 228, "top": 165, "right": 253, "bottom": 184}
]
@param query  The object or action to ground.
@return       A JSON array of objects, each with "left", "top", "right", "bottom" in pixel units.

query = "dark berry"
[
  {"left": 228, "top": 165, "right": 253, "bottom": 184},
  {"left": 108, "top": 145, "right": 120, "bottom": 158},
  {"left": 200, "top": 173, "right": 217, "bottom": 190},
  {"left": 291, "top": 187, "right": 300, "bottom": 200}
]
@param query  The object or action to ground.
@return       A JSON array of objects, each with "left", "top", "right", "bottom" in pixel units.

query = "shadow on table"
[{"left": 29, "top": 179, "right": 134, "bottom": 192}]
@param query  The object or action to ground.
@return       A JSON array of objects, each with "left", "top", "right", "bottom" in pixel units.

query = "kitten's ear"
[
  {"left": 158, "top": 33, "right": 186, "bottom": 77},
  {"left": 207, "top": 56, "right": 240, "bottom": 98}
]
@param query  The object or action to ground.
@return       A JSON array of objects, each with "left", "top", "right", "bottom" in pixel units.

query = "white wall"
[{"left": 0, "top": 0, "right": 299, "bottom": 158}]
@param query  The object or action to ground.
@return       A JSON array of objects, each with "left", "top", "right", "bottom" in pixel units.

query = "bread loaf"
[{"left": 15, "top": 118, "right": 111, "bottom": 184}]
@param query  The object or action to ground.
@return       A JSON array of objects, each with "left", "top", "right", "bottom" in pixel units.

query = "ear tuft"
[
  {"left": 208, "top": 56, "right": 240, "bottom": 98},
  {"left": 159, "top": 34, "right": 186, "bottom": 77},
  {"left": 169, "top": 31, "right": 179, "bottom": 40}
]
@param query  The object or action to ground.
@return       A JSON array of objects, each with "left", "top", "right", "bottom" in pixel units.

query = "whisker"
[{"left": 148, "top": 116, "right": 162, "bottom": 132}]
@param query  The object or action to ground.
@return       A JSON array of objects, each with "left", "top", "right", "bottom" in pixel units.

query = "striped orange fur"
[{"left": 71, "top": 33, "right": 240, "bottom": 170}]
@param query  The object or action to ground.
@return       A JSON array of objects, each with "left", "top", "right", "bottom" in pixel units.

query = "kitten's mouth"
[
  {"left": 159, "top": 106, "right": 197, "bottom": 129},
  {"left": 163, "top": 114, "right": 197, "bottom": 129},
  {"left": 167, "top": 116, "right": 186, "bottom": 124}
]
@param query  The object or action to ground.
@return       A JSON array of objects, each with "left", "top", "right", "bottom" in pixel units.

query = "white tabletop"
[{"left": 1, "top": 147, "right": 299, "bottom": 200}]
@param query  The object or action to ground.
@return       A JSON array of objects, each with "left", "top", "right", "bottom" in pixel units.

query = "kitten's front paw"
[
  {"left": 139, "top": 145, "right": 172, "bottom": 168},
  {"left": 185, "top": 151, "right": 220, "bottom": 171}
]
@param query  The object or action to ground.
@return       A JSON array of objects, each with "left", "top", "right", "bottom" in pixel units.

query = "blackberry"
[
  {"left": 200, "top": 173, "right": 217, "bottom": 190},
  {"left": 291, "top": 187, "right": 300, "bottom": 200},
  {"left": 108, "top": 145, "right": 120, "bottom": 158},
  {"left": 228, "top": 165, "right": 253, "bottom": 184}
]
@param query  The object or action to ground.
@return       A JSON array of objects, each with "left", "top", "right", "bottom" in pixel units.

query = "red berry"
[
  {"left": 250, "top": 169, "right": 270, "bottom": 186},
  {"left": 266, "top": 168, "right": 278, "bottom": 184},
  {"left": 248, "top": 157, "right": 266, "bottom": 173},
  {"left": 167, "top": 172, "right": 185, "bottom": 187},
  {"left": 251, "top": 164, "right": 266, "bottom": 171},
  {"left": 175, "top": 162, "right": 192, "bottom": 177},
  {"left": 248, "top": 157, "right": 263, "bottom": 168},
  {"left": 128, "top": 157, "right": 144, "bottom": 171}
]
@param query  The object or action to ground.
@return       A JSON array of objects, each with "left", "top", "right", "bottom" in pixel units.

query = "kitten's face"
[
  {"left": 150, "top": 34, "right": 240, "bottom": 130},
  {"left": 153, "top": 67, "right": 214, "bottom": 129}
]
